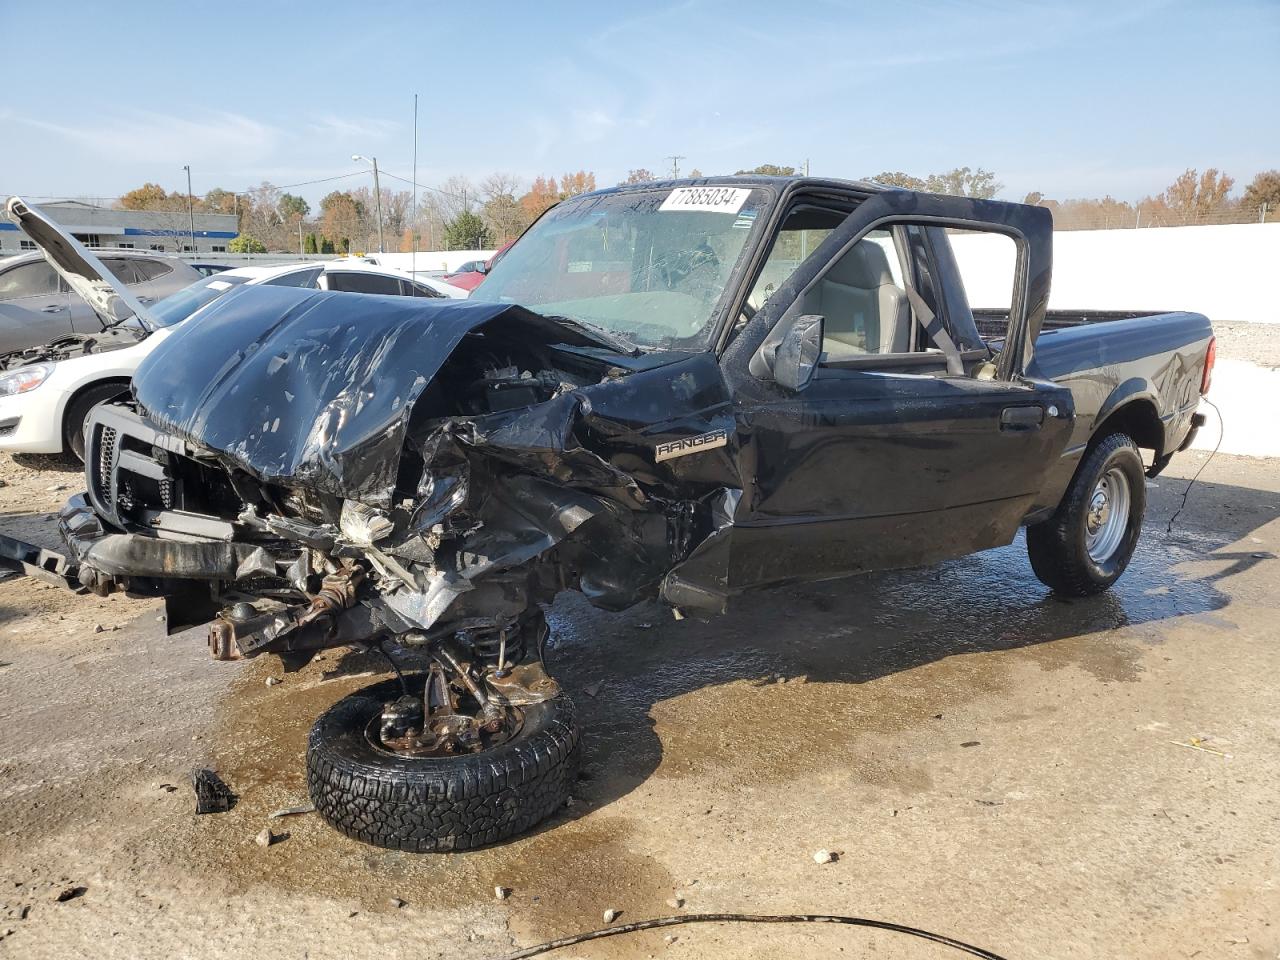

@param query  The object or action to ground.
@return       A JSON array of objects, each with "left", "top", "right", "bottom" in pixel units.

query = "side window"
[
  {"left": 130, "top": 259, "right": 174, "bottom": 281},
  {"left": 265, "top": 267, "right": 323, "bottom": 288},
  {"left": 797, "top": 229, "right": 915, "bottom": 357},
  {"left": 402, "top": 280, "right": 443, "bottom": 298},
  {"left": 746, "top": 206, "right": 845, "bottom": 313},
  {"left": 326, "top": 271, "right": 403, "bottom": 295},
  {"left": 807, "top": 223, "right": 1003, "bottom": 375},
  {"left": 100, "top": 258, "right": 141, "bottom": 284},
  {"left": 0, "top": 262, "right": 61, "bottom": 301},
  {"left": 940, "top": 227, "right": 1020, "bottom": 342}
]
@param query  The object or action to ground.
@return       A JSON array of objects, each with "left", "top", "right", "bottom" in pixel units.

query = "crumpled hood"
[{"left": 132, "top": 284, "right": 624, "bottom": 504}]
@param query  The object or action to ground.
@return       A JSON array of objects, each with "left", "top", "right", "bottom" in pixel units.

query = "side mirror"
[
  {"left": 751, "top": 313, "right": 824, "bottom": 391},
  {"left": 476, "top": 260, "right": 489, "bottom": 275}
]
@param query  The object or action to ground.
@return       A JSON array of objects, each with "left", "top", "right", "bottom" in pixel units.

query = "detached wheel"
[
  {"left": 1027, "top": 432, "right": 1146, "bottom": 596},
  {"left": 307, "top": 678, "right": 579, "bottom": 852},
  {"left": 64, "top": 382, "right": 129, "bottom": 462}
]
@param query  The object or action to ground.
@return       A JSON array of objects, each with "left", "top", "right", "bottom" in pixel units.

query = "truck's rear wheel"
[
  {"left": 306, "top": 677, "right": 579, "bottom": 852},
  {"left": 1027, "top": 432, "right": 1146, "bottom": 596}
]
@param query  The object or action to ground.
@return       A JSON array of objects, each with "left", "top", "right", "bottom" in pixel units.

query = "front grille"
[
  {"left": 83, "top": 402, "right": 241, "bottom": 531},
  {"left": 96, "top": 425, "right": 118, "bottom": 509}
]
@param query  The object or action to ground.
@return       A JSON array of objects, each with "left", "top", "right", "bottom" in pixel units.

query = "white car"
[{"left": 0, "top": 199, "right": 467, "bottom": 461}]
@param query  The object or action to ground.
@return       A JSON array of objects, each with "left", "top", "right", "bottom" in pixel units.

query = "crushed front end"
[{"left": 58, "top": 286, "right": 742, "bottom": 757}]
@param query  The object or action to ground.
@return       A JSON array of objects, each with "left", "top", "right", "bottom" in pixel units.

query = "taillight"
[{"left": 1201, "top": 336, "right": 1216, "bottom": 395}]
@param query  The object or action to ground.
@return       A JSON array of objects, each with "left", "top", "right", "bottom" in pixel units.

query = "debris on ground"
[
  {"left": 389, "top": 898, "right": 406, "bottom": 909},
  {"left": 603, "top": 908, "right": 620, "bottom": 923},
  {"left": 666, "top": 896, "right": 685, "bottom": 909},
  {"left": 190, "top": 768, "right": 236, "bottom": 814},
  {"left": 1169, "top": 736, "right": 1234, "bottom": 758},
  {"left": 51, "top": 885, "right": 86, "bottom": 903},
  {"left": 812, "top": 849, "right": 838, "bottom": 864},
  {"left": 254, "top": 828, "right": 276, "bottom": 849},
  {"left": 92, "top": 624, "right": 104, "bottom": 633},
  {"left": 495, "top": 886, "right": 512, "bottom": 900},
  {"left": 582, "top": 682, "right": 602, "bottom": 697},
  {"left": 960, "top": 741, "right": 981, "bottom": 747},
  {"left": 265, "top": 676, "right": 282, "bottom": 687},
  {"left": 267, "top": 802, "right": 315, "bottom": 819}
]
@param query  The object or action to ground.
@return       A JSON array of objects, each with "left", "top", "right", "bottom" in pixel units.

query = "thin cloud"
[
  {"left": 12, "top": 110, "right": 280, "bottom": 166},
  {"left": 308, "top": 114, "right": 400, "bottom": 140}
]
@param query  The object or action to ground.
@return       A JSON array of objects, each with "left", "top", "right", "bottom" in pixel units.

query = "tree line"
[
  {"left": 866, "top": 166, "right": 1279, "bottom": 230},
  {"left": 112, "top": 164, "right": 1280, "bottom": 254}
]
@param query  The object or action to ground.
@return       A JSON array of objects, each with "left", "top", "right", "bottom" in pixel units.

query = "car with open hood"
[
  {"left": 1, "top": 177, "right": 1214, "bottom": 852},
  {"left": 0, "top": 247, "right": 202, "bottom": 354},
  {"left": 0, "top": 198, "right": 468, "bottom": 461}
]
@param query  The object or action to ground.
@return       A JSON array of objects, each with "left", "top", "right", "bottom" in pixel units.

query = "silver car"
[{"left": 0, "top": 250, "right": 203, "bottom": 354}]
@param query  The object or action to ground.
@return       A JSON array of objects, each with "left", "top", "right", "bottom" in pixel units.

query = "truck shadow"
[{"left": 532, "top": 474, "right": 1276, "bottom": 830}]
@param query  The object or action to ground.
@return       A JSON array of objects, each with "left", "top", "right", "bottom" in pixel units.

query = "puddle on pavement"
[{"left": 186, "top": 524, "right": 1243, "bottom": 937}]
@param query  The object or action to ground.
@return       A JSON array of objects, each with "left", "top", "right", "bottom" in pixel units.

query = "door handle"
[
  {"left": 41, "top": 304, "right": 65, "bottom": 313},
  {"left": 1000, "top": 405, "right": 1044, "bottom": 430}
]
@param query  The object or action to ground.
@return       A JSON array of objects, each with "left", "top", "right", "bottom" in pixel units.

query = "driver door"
[{"left": 721, "top": 191, "right": 1075, "bottom": 590}]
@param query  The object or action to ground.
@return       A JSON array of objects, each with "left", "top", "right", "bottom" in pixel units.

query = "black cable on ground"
[
  {"left": 493, "top": 912, "right": 1010, "bottom": 960},
  {"left": 1167, "top": 396, "right": 1224, "bottom": 534}
]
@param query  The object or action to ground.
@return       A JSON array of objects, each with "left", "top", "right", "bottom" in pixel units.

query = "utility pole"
[
  {"left": 298, "top": 221, "right": 304, "bottom": 255},
  {"left": 183, "top": 165, "right": 196, "bottom": 253},
  {"left": 803, "top": 158, "right": 810, "bottom": 176},
  {"left": 352, "top": 154, "right": 386, "bottom": 253},
  {"left": 666, "top": 155, "right": 685, "bottom": 179}
]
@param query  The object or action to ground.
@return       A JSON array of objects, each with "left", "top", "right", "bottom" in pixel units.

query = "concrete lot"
[{"left": 0, "top": 449, "right": 1277, "bottom": 960}]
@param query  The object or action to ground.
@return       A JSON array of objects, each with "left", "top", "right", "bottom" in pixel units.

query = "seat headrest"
[{"left": 824, "top": 240, "right": 896, "bottom": 290}]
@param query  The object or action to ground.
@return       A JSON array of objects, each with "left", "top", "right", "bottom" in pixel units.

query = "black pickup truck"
[{"left": 2, "top": 178, "right": 1214, "bottom": 851}]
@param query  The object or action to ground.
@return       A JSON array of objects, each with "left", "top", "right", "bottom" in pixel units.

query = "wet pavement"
[{"left": 1, "top": 451, "right": 1278, "bottom": 959}]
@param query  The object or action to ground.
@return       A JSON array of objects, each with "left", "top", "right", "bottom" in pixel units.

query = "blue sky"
[{"left": 1, "top": 0, "right": 1276, "bottom": 206}]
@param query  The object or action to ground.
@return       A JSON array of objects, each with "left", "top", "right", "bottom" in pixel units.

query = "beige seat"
[{"left": 799, "top": 241, "right": 910, "bottom": 355}]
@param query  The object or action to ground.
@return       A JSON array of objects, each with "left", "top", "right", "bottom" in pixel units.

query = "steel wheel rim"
[{"left": 1085, "top": 466, "right": 1130, "bottom": 563}]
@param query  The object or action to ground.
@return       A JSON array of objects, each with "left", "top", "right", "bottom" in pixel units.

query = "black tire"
[
  {"left": 1027, "top": 432, "right": 1146, "bottom": 596},
  {"left": 306, "top": 678, "right": 580, "bottom": 852},
  {"left": 63, "top": 382, "right": 130, "bottom": 463}
]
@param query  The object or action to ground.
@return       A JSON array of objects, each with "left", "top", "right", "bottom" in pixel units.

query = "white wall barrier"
[{"left": 952, "top": 222, "right": 1280, "bottom": 326}]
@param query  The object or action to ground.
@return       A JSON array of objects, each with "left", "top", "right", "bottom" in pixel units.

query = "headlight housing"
[{"left": 0, "top": 363, "right": 53, "bottom": 397}]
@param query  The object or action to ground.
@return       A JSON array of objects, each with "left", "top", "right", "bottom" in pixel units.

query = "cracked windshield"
[{"left": 472, "top": 186, "right": 767, "bottom": 349}]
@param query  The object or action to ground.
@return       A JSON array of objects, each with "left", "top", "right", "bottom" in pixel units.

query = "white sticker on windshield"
[
  {"left": 207, "top": 280, "right": 233, "bottom": 290},
  {"left": 659, "top": 187, "right": 751, "bottom": 214}
]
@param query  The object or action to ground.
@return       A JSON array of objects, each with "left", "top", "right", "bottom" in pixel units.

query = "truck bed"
[{"left": 972, "top": 308, "right": 1174, "bottom": 341}]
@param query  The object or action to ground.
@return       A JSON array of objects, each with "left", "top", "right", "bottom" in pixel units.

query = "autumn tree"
[
  {"left": 924, "top": 167, "right": 1002, "bottom": 199},
  {"left": 735, "top": 164, "right": 796, "bottom": 176},
  {"left": 1022, "top": 191, "right": 1044, "bottom": 206},
  {"left": 688, "top": 168, "right": 703, "bottom": 178},
  {"left": 1141, "top": 168, "right": 1235, "bottom": 225},
  {"left": 867, "top": 171, "right": 925, "bottom": 190},
  {"left": 620, "top": 169, "right": 656, "bottom": 185},
  {"left": 319, "top": 190, "right": 362, "bottom": 252},
  {"left": 559, "top": 171, "right": 597, "bottom": 198},
  {"left": 520, "top": 176, "right": 561, "bottom": 220},
  {"left": 480, "top": 172, "right": 528, "bottom": 243},
  {"left": 1241, "top": 170, "right": 1280, "bottom": 216},
  {"left": 278, "top": 193, "right": 310, "bottom": 222},
  {"left": 117, "top": 182, "right": 174, "bottom": 210},
  {"left": 203, "top": 188, "right": 239, "bottom": 215}
]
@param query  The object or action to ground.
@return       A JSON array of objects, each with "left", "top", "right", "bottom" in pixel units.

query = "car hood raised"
[
  {"left": 5, "top": 197, "right": 156, "bottom": 331},
  {"left": 132, "top": 284, "right": 632, "bottom": 504}
]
